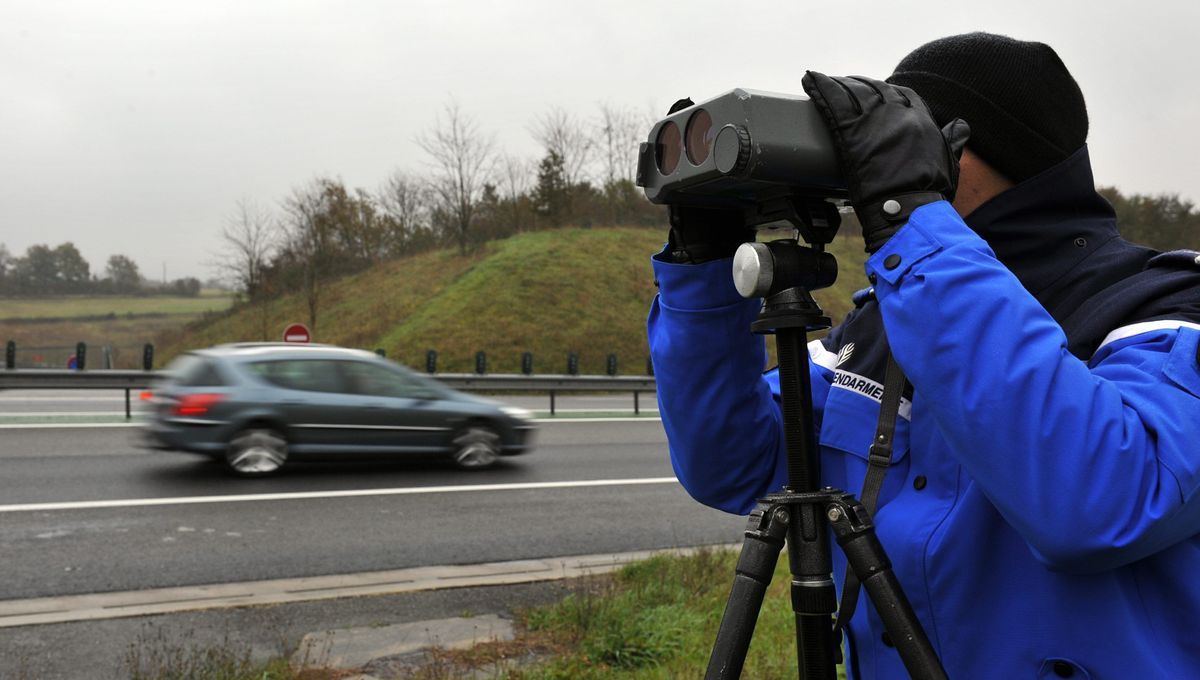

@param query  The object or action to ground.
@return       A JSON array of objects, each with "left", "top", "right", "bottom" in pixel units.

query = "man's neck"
[{"left": 952, "top": 149, "right": 1015, "bottom": 218}]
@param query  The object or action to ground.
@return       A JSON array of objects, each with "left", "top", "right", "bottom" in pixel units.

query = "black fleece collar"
[{"left": 963, "top": 145, "right": 1122, "bottom": 311}]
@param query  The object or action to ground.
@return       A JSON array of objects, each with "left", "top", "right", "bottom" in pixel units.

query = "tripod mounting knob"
[
  {"left": 733, "top": 240, "right": 838, "bottom": 300},
  {"left": 733, "top": 242, "right": 774, "bottom": 298}
]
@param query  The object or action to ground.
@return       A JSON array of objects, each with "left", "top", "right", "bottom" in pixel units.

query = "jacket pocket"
[{"left": 818, "top": 386, "right": 912, "bottom": 506}]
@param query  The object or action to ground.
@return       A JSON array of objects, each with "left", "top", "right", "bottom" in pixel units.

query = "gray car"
[{"left": 141, "top": 343, "right": 537, "bottom": 475}]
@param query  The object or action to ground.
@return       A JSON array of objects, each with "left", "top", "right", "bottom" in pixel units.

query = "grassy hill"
[{"left": 156, "top": 227, "right": 868, "bottom": 374}]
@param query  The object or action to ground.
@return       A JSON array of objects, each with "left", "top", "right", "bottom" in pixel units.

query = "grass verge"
[{"left": 409, "top": 548, "right": 845, "bottom": 679}]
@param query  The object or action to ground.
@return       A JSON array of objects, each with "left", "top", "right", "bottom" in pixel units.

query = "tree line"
[
  {"left": 0, "top": 242, "right": 203, "bottom": 297},
  {"left": 1096, "top": 187, "right": 1200, "bottom": 253},
  {"left": 217, "top": 101, "right": 666, "bottom": 331}
]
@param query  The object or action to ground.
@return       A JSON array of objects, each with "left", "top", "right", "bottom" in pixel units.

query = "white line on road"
[
  {"left": 0, "top": 416, "right": 663, "bottom": 429},
  {"left": 0, "top": 477, "right": 680, "bottom": 513},
  {"left": 0, "top": 422, "right": 140, "bottom": 429}
]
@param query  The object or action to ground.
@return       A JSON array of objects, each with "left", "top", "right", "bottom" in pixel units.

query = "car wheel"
[
  {"left": 451, "top": 425, "right": 501, "bottom": 470},
  {"left": 226, "top": 427, "right": 288, "bottom": 477}
]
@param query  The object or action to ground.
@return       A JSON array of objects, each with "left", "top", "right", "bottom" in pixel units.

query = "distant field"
[{"left": 0, "top": 293, "right": 235, "bottom": 320}]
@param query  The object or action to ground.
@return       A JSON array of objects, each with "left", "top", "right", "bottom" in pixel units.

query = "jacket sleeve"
[
  {"left": 871, "top": 201, "right": 1200, "bottom": 572},
  {"left": 647, "top": 247, "right": 832, "bottom": 515}
]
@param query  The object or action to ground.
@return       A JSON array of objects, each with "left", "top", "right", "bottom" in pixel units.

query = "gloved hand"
[
  {"left": 801, "top": 72, "right": 970, "bottom": 252},
  {"left": 663, "top": 97, "right": 756, "bottom": 264}
]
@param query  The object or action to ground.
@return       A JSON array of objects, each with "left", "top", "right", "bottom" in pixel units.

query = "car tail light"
[
  {"left": 139, "top": 391, "right": 153, "bottom": 401},
  {"left": 172, "top": 393, "right": 227, "bottom": 417}
]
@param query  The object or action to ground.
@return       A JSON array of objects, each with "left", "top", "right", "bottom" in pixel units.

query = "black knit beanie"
[{"left": 887, "top": 32, "right": 1088, "bottom": 183}]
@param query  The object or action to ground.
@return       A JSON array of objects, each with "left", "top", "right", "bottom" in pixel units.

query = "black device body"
[{"left": 636, "top": 89, "right": 847, "bottom": 244}]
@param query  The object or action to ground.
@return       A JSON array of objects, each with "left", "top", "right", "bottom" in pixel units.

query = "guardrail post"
[
  {"left": 5, "top": 341, "right": 14, "bottom": 370},
  {"left": 75, "top": 342, "right": 87, "bottom": 371},
  {"left": 567, "top": 352, "right": 579, "bottom": 376},
  {"left": 125, "top": 388, "right": 132, "bottom": 420},
  {"left": 550, "top": 390, "right": 556, "bottom": 416},
  {"left": 606, "top": 353, "right": 618, "bottom": 376},
  {"left": 475, "top": 351, "right": 487, "bottom": 375},
  {"left": 521, "top": 352, "right": 533, "bottom": 375},
  {"left": 634, "top": 391, "right": 640, "bottom": 415},
  {"left": 143, "top": 343, "right": 154, "bottom": 371},
  {"left": 426, "top": 349, "right": 438, "bottom": 374}
]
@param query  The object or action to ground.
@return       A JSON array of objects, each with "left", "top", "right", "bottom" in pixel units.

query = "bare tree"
[
  {"left": 497, "top": 155, "right": 534, "bottom": 232},
  {"left": 216, "top": 199, "right": 277, "bottom": 299},
  {"left": 281, "top": 180, "right": 333, "bottom": 331},
  {"left": 530, "top": 107, "right": 593, "bottom": 189},
  {"left": 377, "top": 169, "right": 430, "bottom": 255},
  {"left": 595, "top": 103, "right": 643, "bottom": 186},
  {"left": 416, "top": 102, "right": 496, "bottom": 255}
]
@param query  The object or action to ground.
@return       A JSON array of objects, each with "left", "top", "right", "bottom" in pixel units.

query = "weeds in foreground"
[{"left": 120, "top": 623, "right": 343, "bottom": 680}]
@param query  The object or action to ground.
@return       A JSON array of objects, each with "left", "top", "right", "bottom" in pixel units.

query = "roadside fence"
[{"left": 2, "top": 341, "right": 657, "bottom": 419}]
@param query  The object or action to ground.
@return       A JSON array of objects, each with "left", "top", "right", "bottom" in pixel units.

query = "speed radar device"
[{"left": 636, "top": 89, "right": 847, "bottom": 244}]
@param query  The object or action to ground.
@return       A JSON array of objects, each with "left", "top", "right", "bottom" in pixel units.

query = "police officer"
[{"left": 648, "top": 32, "right": 1200, "bottom": 678}]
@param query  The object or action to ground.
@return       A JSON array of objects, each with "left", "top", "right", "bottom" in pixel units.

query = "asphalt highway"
[{"left": 0, "top": 400, "right": 744, "bottom": 603}]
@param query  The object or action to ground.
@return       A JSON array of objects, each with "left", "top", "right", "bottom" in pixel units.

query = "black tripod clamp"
[{"left": 706, "top": 238, "right": 947, "bottom": 680}]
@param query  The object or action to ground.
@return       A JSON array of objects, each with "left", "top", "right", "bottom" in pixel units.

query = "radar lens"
[
  {"left": 656, "top": 121, "right": 682, "bottom": 175},
  {"left": 685, "top": 109, "right": 714, "bottom": 165}
]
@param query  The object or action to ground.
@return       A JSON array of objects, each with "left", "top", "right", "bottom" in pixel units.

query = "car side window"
[
  {"left": 167, "top": 355, "right": 227, "bottom": 387},
  {"left": 248, "top": 360, "right": 345, "bottom": 393},
  {"left": 340, "top": 361, "right": 436, "bottom": 399}
]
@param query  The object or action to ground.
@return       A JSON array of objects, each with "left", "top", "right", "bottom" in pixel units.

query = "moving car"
[{"left": 140, "top": 343, "right": 536, "bottom": 475}]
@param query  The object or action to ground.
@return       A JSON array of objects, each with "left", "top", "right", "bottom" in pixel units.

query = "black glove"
[
  {"left": 801, "top": 72, "right": 970, "bottom": 252},
  {"left": 663, "top": 97, "right": 756, "bottom": 264}
]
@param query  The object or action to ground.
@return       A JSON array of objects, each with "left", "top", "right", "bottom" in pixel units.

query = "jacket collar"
[{"left": 964, "top": 145, "right": 1120, "bottom": 308}]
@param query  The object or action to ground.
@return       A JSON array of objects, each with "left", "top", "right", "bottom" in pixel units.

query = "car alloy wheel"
[
  {"left": 226, "top": 428, "right": 288, "bottom": 476},
  {"left": 451, "top": 425, "right": 500, "bottom": 470}
]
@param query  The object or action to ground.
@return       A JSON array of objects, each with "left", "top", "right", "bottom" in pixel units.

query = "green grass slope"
[{"left": 157, "top": 227, "right": 868, "bottom": 374}]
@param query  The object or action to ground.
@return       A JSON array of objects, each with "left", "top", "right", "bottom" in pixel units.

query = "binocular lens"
[
  {"left": 685, "top": 109, "right": 714, "bottom": 165},
  {"left": 656, "top": 121, "right": 682, "bottom": 175}
]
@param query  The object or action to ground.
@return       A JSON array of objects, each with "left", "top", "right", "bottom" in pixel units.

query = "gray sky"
[{"left": 2, "top": 1, "right": 1197, "bottom": 280}]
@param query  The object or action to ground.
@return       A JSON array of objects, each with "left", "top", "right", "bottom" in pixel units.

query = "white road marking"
[
  {"left": 0, "top": 416, "right": 663, "bottom": 429},
  {"left": 0, "top": 477, "right": 680, "bottom": 513},
  {"left": 0, "top": 544, "right": 733, "bottom": 627},
  {"left": 0, "top": 411, "right": 142, "bottom": 417},
  {"left": 0, "top": 396, "right": 127, "bottom": 402},
  {"left": 0, "top": 422, "right": 141, "bottom": 429}
]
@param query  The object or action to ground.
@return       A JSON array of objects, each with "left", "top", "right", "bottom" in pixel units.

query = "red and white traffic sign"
[{"left": 282, "top": 323, "right": 311, "bottom": 343}]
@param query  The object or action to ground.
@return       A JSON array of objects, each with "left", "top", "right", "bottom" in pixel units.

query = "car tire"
[
  {"left": 450, "top": 424, "right": 501, "bottom": 470},
  {"left": 226, "top": 427, "right": 288, "bottom": 477}
]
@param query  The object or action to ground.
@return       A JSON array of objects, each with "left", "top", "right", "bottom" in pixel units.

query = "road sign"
[{"left": 282, "top": 323, "right": 311, "bottom": 343}]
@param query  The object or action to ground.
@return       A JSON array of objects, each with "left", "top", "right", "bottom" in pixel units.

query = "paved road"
[
  {"left": 0, "top": 417, "right": 741, "bottom": 602},
  {"left": 0, "top": 389, "right": 654, "bottom": 415}
]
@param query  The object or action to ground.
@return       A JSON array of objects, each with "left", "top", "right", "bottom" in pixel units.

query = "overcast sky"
[{"left": 2, "top": 1, "right": 1197, "bottom": 280}]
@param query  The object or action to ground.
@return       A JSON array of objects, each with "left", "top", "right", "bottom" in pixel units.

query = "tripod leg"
[
  {"left": 827, "top": 497, "right": 948, "bottom": 680},
  {"left": 706, "top": 503, "right": 788, "bottom": 680},
  {"left": 786, "top": 503, "right": 839, "bottom": 679}
]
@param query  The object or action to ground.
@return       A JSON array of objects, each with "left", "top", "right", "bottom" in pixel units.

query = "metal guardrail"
[{"left": 0, "top": 370, "right": 658, "bottom": 418}]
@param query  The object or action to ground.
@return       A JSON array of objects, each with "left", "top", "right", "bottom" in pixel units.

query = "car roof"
[{"left": 196, "top": 343, "right": 381, "bottom": 362}]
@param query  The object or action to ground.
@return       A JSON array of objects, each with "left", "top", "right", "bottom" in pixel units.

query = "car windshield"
[{"left": 341, "top": 360, "right": 444, "bottom": 399}]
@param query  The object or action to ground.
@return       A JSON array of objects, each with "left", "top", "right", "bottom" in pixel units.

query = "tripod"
[{"left": 707, "top": 238, "right": 946, "bottom": 680}]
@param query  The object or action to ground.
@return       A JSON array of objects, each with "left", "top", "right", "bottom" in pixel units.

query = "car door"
[
  {"left": 339, "top": 360, "right": 457, "bottom": 452},
  {"left": 246, "top": 359, "right": 367, "bottom": 452}
]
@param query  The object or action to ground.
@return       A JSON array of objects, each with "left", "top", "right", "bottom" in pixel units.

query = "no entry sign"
[{"left": 282, "top": 323, "right": 311, "bottom": 343}]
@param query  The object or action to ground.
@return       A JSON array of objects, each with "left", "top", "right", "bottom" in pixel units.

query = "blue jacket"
[{"left": 648, "top": 147, "right": 1200, "bottom": 679}]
